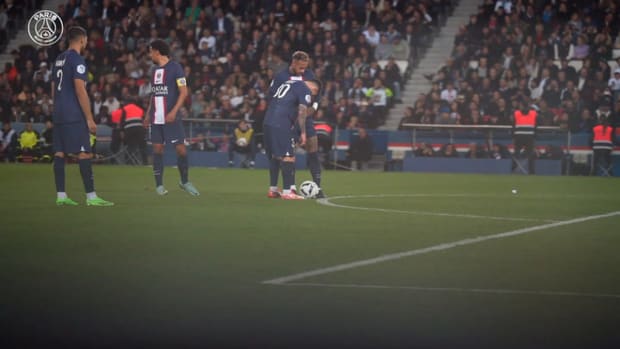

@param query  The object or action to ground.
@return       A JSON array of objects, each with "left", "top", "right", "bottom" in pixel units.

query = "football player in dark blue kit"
[
  {"left": 264, "top": 79, "right": 320, "bottom": 200},
  {"left": 51, "top": 26, "right": 113, "bottom": 206},
  {"left": 267, "top": 51, "right": 325, "bottom": 199},
  {"left": 145, "top": 39, "right": 199, "bottom": 196}
]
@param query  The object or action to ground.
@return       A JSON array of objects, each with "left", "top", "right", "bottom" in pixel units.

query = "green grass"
[{"left": 1, "top": 164, "right": 620, "bottom": 348}]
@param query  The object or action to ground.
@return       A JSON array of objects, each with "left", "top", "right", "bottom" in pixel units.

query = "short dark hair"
[
  {"left": 149, "top": 39, "right": 170, "bottom": 57},
  {"left": 67, "top": 26, "right": 87, "bottom": 43},
  {"left": 307, "top": 78, "right": 322, "bottom": 94}
]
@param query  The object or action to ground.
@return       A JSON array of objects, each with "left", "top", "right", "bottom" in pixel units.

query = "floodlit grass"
[{"left": 1, "top": 164, "right": 620, "bottom": 348}]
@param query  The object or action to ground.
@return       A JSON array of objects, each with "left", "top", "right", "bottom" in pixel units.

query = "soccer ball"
[
  {"left": 299, "top": 180, "right": 320, "bottom": 198},
  {"left": 236, "top": 137, "right": 248, "bottom": 147}
]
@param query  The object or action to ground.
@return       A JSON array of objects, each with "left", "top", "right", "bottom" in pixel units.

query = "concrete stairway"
[
  {"left": 381, "top": 0, "right": 482, "bottom": 130},
  {"left": 0, "top": 0, "right": 66, "bottom": 68}
]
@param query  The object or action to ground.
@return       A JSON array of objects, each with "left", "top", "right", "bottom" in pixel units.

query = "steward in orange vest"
[
  {"left": 512, "top": 99, "right": 538, "bottom": 174},
  {"left": 111, "top": 103, "right": 147, "bottom": 164},
  {"left": 591, "top": 116, "right": 615, "bottom": 176}
]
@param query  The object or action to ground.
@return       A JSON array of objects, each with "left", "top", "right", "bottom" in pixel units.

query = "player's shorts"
[
  {"left": 53, "top": 122, "right": 92, "bottom": 154},
  {"left": 150, "top": 121, "right": 185, "bottom": 145},
  {"left": 264, "top": 124, "right": 296, "bottom": 158}
]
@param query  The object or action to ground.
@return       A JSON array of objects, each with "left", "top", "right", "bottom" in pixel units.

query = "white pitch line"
[
  {"left": 281, "top": 282, "right": 620, "bottom": 299},
  {"left": 317, "top": 194, "right": 558, "bottom": 223},
  {"left": 262, "top": 211, "right": 620, "bottom": 285}
]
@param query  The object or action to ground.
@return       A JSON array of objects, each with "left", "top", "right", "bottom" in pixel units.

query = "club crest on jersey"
[
  {"left": 27, "top": 10, "right": 64, "bottom": 47},
  {"left": 154, "top": 69, "right": 164, "bottom": 84}
]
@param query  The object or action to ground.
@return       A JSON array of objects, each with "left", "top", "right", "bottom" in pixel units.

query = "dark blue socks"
[
  {"left": 153, "top": 153, "right": 163, "bottom": 187},
  {"left": 53, "top": 156, "right": 65, "bottom": 192},
  {"left": 78, "top": 158, "right": 95, "bottom": 193},
  {"left": 281, "top": 161, "right": 295, "bottom": 191},
  {"left": 177, "top": 155, "right": 189, "bottom": 184},
  {"left": 307, "top": 151, "right": 321, "bottom": 187},
  {"left": 269, "top": 158, "right": 280, "bottom": 187}
]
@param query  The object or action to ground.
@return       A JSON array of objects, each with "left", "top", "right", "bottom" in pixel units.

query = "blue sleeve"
[
  {"left": 295, "top": 84, "right": 312, "bottom": 107},
  {"left": 72, "top": 54, "right": 88, "bottom": 81},
  {"left": 173, "top": 63, "right": 187, "bottom": 87},
  {"left": 303, "top": 69, "right": 316, "bottom": 80}
]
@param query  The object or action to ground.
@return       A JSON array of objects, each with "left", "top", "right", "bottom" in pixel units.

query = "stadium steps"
[
  {"left": 381, "top": 0, "right": 483, "bottom": 130},
  {"left": 0, "top": 0, "right": 65, "bottom": 68}
]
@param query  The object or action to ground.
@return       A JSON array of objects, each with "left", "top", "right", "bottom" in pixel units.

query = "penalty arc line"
[
  {"left": 262, "top": 210, "right": 620, "bottom": 285},
  {"left": 316, "top": 194, "right": 559, "bottom": 223}
]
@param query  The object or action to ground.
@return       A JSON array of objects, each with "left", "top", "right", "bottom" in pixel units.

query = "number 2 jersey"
[
  {"left": 264, "top": 80, "right": 313, "bottom": 128},
  {"left": 52, "top": 49, "right": 88, "bottom": 124},
  {"left": 149, "top": 61, "right": 187, "bottom": 125}
]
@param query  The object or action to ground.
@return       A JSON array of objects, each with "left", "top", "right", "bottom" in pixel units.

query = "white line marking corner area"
[{"left": 262, "top": 211, "right": 620, "bottom": 288}]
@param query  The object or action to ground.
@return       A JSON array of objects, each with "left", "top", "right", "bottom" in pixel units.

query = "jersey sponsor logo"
[
  {"left": 151, "top": 85, "right": 169, "bottom": 95},
  {"left": 290, "top": 76, "right": 303, "bottom": 81},
  {"left": 176, "top": 77, "right": 187, "bottom": 87},
  {"left": 76, "top": 64, "right": 86, "bottom": 74},
  {"left": 154, "top": 69, "right": 164, "bottom": 85},
  {"left": 27, "top": 10, "right": 64, "bottom": 46}
]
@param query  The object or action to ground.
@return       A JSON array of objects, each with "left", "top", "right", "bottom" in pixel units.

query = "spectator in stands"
[
  {"left": 39, "top": 119, "right": 54, "bottom": 161},
  {"left": 440, "top": 82, "right": 457, "bottom": 103},
  {"left": 347, "top": 127, "right": 373, "bottom": 171},
  {"left": 0, "top": 121, "right": 17, "bottom": 162},
  {"left": 439, "top": 143, "right": 459, "bottom": 158},
  {"left": 364, "top": 78, "right": 391, "bottom": 128},
  {"left": 374, "top": 35, "right": 393, "bottom": 61},
  {"left": 33, "top": 62, "right": 51, "bottom": 84},
  {"left": 228, "top": 119, "right": 255, "bottom": 168},
  {"left": 398, "top": 106, "right": 417, "bottom": 130},
  {"left": 464, "top": 142, "right": 489, "bottom": 159},
  {"left": 416, "top": 142, "right": 435, "bottom": 157},
  {"left": 102, "top": 94, "right": 120, "bottom": 114},
  {"left": 490, "top": 143, "right": 509, "bottom": 160},
  {"left": 608, "top": 68, "right": 620, "bottom": 103}
]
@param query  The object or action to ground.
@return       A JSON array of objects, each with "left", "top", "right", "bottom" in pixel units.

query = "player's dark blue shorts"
[
  {"left": 264, "top": 124, "right": 296, "bottom": 158},
  {"left": 53, "top": 122, "right": 92, "bottom": 154},
  {"left": 150, "top": 121, "right": 185, "bottom": 145}
]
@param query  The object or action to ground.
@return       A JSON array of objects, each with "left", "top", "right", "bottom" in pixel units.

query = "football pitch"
[{"left": 1, "top": 164, "right": 620, "bottom": 348}]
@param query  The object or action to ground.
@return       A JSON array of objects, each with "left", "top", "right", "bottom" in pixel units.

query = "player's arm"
[
  {"left": 144, "top": 97, "right": 152, "bottom": 127},
  {"left": 167, "top": 73, "right": 188, "bottom": 122},
  {"left": 297, "top": 103, "right": 308, "bottom": 146},
  {"left": 75, "top": 79, "right": 96, "bottom": 134}
]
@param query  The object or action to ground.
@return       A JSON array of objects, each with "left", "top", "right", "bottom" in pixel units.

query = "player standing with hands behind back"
[
  {"left": 145, "top": 39, "right": 199, "bottom": 196},
  {"left": 51, "top": 26, "right": 113, "bottom": 206}
]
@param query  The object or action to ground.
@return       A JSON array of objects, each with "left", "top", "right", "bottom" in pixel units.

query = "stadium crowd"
[
  {"left": 0, "top": 0, "right": 459, "bottom": 139},
  {"left": 399, "top": 0, "right": 620, "bottom": 131}
]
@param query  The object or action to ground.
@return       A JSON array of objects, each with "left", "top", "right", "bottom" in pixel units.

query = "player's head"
[
  {"left": 305, "top": 79, "right": 321, "bottom": 96},
  {"left": 149, "top": 39, "right": 170, "bottom": 64},
  {"left": 290, "top": 51, "right": 310, "bottom": 75},
  {"left": 67, "top": 26, "right": 88, "bottom": 52}
]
